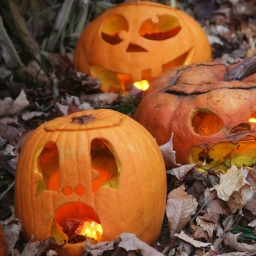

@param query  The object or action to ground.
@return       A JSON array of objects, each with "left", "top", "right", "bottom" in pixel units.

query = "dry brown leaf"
[
  {"left": 212, "top": 224, "right": 224, "bottom": 251},
  {"left": 83, "top": 237, "right": 116, "bottom": 256},
  {"left": 247, "top": 171, "right": 256, "bottom": 193},
  {"left": 196, "top": 216, "right": 217, "bottom": 238},
  {"left": 0, "top": 89, "right": 29, "bottom": 116},
  {"left": 2, "top": 220, "right": 22, "bottom": 253},
  {"left": 191, "top": 225, "right": 209, "bottom": 241},
  {"left": 223, "top": 231, "right": 256, "bottom": 252},
  {"left": 222, "top": 214, "right": 239, "bottom": 232},
  {"left": 210, "top": 165, "right": 247, "bottom": 201},
  {"left": 118, "top": 233, "right": 163, "bottom": 256},
  {"left": 21, "top": 111, "right": 48, "bottom": 121},
  {"left": 167, "top": 164, "right": 195, "bottom": 181},
  {"left": 21, "top": 237, "right": 58, "bottom": 256},
  {"left": 227, "top": 184, "right": 253, "bottom": 213},
  {"left": 248, "top": 219, "right": 256, "bottom": 228},
  {"left": 200, "top": 213, "right": 219, "bottom": 224},
  {"left": 204, "top": 188, "right": 229, "bottom": 216},
  {"left": 166, "top": 184, "right": 198, "bottom": 237},
  {"left": 46, "top": 250, "right": 58, "bottom": 256},
  {"left": 160, "top": 133, "right": 181, "bottom": 169},
  {"left": 174, "top": 231, "right": 211, "bottom": 248},
  {"left": 81, "top": 93, "right": 119, "bottom": 107}
]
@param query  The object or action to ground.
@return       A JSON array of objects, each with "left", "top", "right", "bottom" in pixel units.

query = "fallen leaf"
[
  {"left": 204, "top": 189, "right": 229, "bottom": 215},
  {"left": 174, "top": 231, "right": 211, "bottom": 248},
  {"left": 160, "top": 133, "right": 181, "bottom": 169},
  {"left": 200, "top": 213, "right": 219, "bottom": 224},
  {"left": 212, "top": 224, "right": 224, "bottom": 251},
  {"left": 83, "top": 237, "right": 116, "bottom": 256},
  {"left": 3, "top": 220, "right": 22, "bottom": 253},
  {"left": 248, "top": 219, "right": 256, "bottom": 228},
  {"left": 246, "top": 167, "right": 256, "bottom": 192},
  {"left": 21, "top": 111, "right": 47, "bottom": 121},
  {"left": 0, "top": 89, "right": 29, "bottom": 116},
  {"left": 223, "top": 231, "right": 256, "bottom": 252},
  {"left": 196, "top": 216, "right": 217, "bottom": 238},
  {"left": 167, "top": 164, "right": 195, "bottom": 181},
  {"left": 191, "top": 225, "right": 209, "bottom": 241},
  {"left": 166, "top": 184, "right": 198, "bottom": 237},
  {"left": 46, "top": 250, "right": 58, "bottom": 256},
  {"left": 118, "top": 233, "right": 163, "bottom": 256},
  {"left": 227, "top": 184, "right": 253, "bottom": 213},
  {"left": 81, "top": 92, "right": 119, "bottom": 107},
  {"left": 210, "top": 165, "right": 247, "bottom": 201},
  {"left": 222, "top": 214, "right": 240, "bottom": 232},
  {"left": 21, "top": 237, "right": 59, "bottom": 256}
]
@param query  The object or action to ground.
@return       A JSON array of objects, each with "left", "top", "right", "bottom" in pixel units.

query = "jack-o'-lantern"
[
  {"left": 15, "top": 109, "right": 166, "bottom": 256},
  {"left": 133, "top": 60, "right": 256, "bottom": 172},
  {"left": 74, "top": 1, "right": 211, "bottom": 93}
]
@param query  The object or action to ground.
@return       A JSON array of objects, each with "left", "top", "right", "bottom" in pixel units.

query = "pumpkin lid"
[{"left": 44, "top": 109, "right": 124, "bottom": 131}]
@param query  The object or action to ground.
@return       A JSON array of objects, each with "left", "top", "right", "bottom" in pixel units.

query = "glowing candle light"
[
  {"left": 133, "top": 80, "right": 149, "bottom": 91},
  {"left": 75, "top": 220, "right": 103, "bottom": 242},
  {"left": 249, "top": 118, "right": 256, "bottom": 123}
]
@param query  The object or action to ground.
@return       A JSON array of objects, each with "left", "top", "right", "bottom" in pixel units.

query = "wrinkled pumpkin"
[
  {"left": 133, "top": 58, "right": 256, "bottom": 171},
  {"left": 74, "top": 1, "right": 211, "bottom": 93},
  {"left": 15, "top": 109, "right": 166, "bottom": 256}
]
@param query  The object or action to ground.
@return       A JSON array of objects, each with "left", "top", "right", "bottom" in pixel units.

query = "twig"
[
  {"left": 0, "top": 180, "right": 15, "bottom": 201},
  {"left": 223, "top": 56, "right": 256, "bottom": 81}
]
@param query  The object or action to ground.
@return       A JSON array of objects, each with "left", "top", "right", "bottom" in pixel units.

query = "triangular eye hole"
[
  {"left": 139, "top": 15, "right": 181, "bottom": 40},
  {"left": 192, "top": 109, "right": 223, "bottom": 136},
  {"left": 101, "top": 14, "right": 128, "bottom": 45},
  {"left": 36, "top": 141, "right": 60, "bottom": 196},
  {"left": 91, "top": 138, "right": 120, "bottom": 192}
]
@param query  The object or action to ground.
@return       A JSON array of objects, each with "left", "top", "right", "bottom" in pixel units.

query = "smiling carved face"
[
  {"left": 74, "top": 1, "right": 211, "bottom": 93},
  {"left": 133, "top": 62, "right": 256, "bottom": 171}
]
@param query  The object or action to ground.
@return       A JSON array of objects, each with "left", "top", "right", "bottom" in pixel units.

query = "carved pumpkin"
[
  {"left": 74, "top": 1, "right": 211, "bottom": 93},
  {"left": 133, "top": 61, "right": 256, "bottom": 171},
  {"left": 15, "top": 109, "right": 166, "bottom": 256}
]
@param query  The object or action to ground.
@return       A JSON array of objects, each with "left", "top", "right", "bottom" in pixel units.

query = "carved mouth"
[
  {"left": 51, "top": 202, "right": 101, "bottom": 245},
  {"left": 89, "top": 48, "right": 193, "bottom": 93},
  {"left": 190, "top": 139, "right": 256, "bottom": 171}
]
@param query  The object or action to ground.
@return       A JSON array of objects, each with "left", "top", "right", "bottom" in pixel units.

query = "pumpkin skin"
[
  {"left": 133, "top": 62, "right": 256, "bottom": 171},
  {"left": 14, "top": 109, "right": 166, "bottom": 256},
  {"left": 74, "top": 1, "right": 211, "bottom": 93}
]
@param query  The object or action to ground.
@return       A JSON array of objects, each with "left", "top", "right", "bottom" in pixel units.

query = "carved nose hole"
[
  {"left": 75, "top": 185, "right": 85, "bottom": 196},
  {"left": 126, "top": 43, "right": 148, "bottom": 52},
  {"left": 229, "top": 123, "right": 251, "bottom": 134},
  {"left": 62, "top": 186, "right": 73, "bottom": 196}
]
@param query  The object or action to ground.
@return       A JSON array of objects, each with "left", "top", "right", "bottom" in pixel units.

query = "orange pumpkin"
[
  {"left": 0, "top": 224, "right": 8, "bottom": 256},
  {"left": 15, "top": 109, "right": 166, "bottom": 256},
  {"left": 74, "top": 1, "right": 211, "bottom": 93},
  {"left": 133, "top": 61, "right": 256, "bottom": 171}
]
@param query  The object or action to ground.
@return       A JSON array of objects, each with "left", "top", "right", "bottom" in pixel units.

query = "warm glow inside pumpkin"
[
  {"left": 133, "top": 80, "right": 150, "bottom": 91},
  {"left": 74, "top": 1, "right": 211, "bottom": 93},
  {"left": 133, "top": 62, "right": 256, "bottom": 172},
  {"left": 15, "top": 109, "right": 166, "bottom": 256}
]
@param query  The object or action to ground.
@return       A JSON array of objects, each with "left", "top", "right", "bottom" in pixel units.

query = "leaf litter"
[{"left": 1, "top": 0, "right": 256, "bottom": 255}]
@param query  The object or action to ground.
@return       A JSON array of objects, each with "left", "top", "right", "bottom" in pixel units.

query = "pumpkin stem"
[
  {"left": 223, "top": 56, "right": 256, "bottom": 81},
  {"left": 71, "top": 114, "right": 96, "bottom": 124}
]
